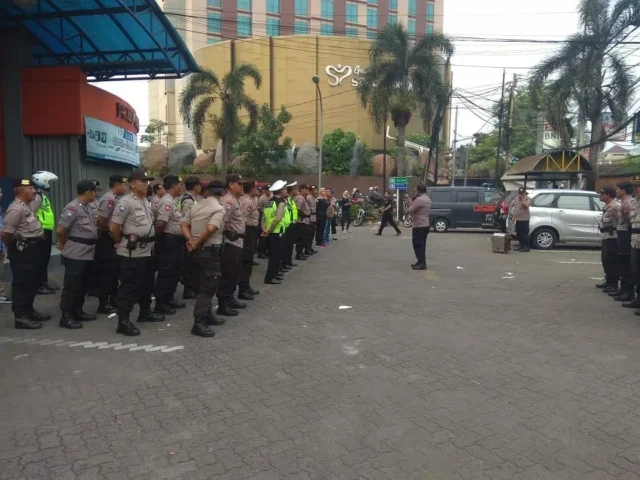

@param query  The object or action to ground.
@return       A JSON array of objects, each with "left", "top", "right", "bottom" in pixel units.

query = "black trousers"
[
  {"left": 331, "top": 216, "right": 337, "bottom": 235},
  {"left": 218, "top": 243, "right": 242, "bottom": 300},
  {"left": 60, "top": 257, "right": 91, "bottom": 314},
  {"left": 154, "top": 234, "right": 183, "bottom": 304},
  {"left": 193, "top": 247, "right": 221, "bottom": 317},
  {"left": 341, "top": 211, "right": 351, "bottom": 231},
  {"left": 632, "top": 247, "right": 640, "bottom": 294},
  {"left": 295, "top": 223, "right": 309, "bottom": 254},
  {"left": 40, "top": 229, "right": 53, "bottom": 286},
  {"left": 266, "top": 234, "right": 283, "bottom": 280},
  {"left": 8, "top": 240, "right": 44, "bottom": 318},
  {"left": 601, "top": 238, "right": 619, "bottom": 286},
  {"left": 379, "top": 212, "right": 401, "bottom": 234},
  {"left": 116, "top": 256, "right": 155, "bottom": 315},
  {"left": 412, "top": 226, "right": 430, "bottom": 265},
  {"left": 95, "top": 234, "right": 119, "bottom": 303},
  {"left": 238, "top": 226, "right": 258, "bottom": 290},
  {"left": 315, "top": 216, "right": 327, "bottom": 245},
  {"left": 283, "top": 224, "right": 297, "bottom": 265},
  {"left": 515, "top": 221, "right": 530, "bottom": 249},
  {"left": 618, "top": 231, "right": 633, "bottom": 292},
  {"left": 307, "top": 221, "right": 315, "bottom": 249},
  {"left": 181, "top": 240, "right": 197, "bottom": 293}
]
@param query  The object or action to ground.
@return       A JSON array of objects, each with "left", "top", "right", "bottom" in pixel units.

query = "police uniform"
[
  {"left": 283, "top": 186, "right": 299, "bottom": 267},
  {"left": 238, "top": 187, "right": 260, "bottom": 299},
  {"left": 58, "top": 181, "right": 99, "bottom": 329},
  {"left": 626, "top": 177, "right": 640, "bottom": 309},
  {"left": 305, "top": 191, "right": 317, "bottom": 255},
  {"left": 263, "top": 181, "right": 288, "bottom": 284},
  {"left": 182, "top": 184, "right": 225, "bottom": 337},
  {"left": 31, "top": 190, "right": 55, "bottom": 292},
  {"left": 178, "top": 190, "right": 198, "bottom": 299},
  {"left": 613, "top": 192, "right": 634, "bottom": 300},
  {"left": 407, "top": 191, "right": 432, "bottom": 269},
  {"left": 295, "top": 190, "right": 311, "bottom": 259},
  {"left": 111, "top": 172, "right": 162, "bottom": 336},
  {"left": 150, "top": 194, "right": 162, "bottom": 221},
  {"left": 257, "top": 192, "right": 270, "bottom": 258},
  {"left": 155, "top": 190, "right": 185, "bottom": 311},
  {"left": 377, "top": 195, "right": 401, "bottom": 235},
  {"left": 599, "top": 189, "right": 620, "bottom": 291},
  {"left": 2, "top": 179, "right": 49, "bottom": 329}
]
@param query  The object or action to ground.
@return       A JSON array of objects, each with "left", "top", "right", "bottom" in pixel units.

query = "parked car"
[
  {"left": 427, "top": 186, "right": 503, "bottom": 232},
  {"left": 506, "top": 189, "right": 604, "bottom": 249}
]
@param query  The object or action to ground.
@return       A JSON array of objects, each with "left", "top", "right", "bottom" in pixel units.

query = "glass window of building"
[
  {"left": 427, "top": 2, "right": 434, "bottom": 20},
  {"left": 208, "top": 0, "right": 221, "bottom": 7},
  {"left": 368, "top": 0, "right": 377, "bottom": 5},
  {"left": 207, "top": 12, "right": 222, "bottom": 33},
  {"left": 346, "top": 3, "right": 358, "bottom": 23},
  {"left": 321, "top": 0, "right": 334, "bottom": 19},
  {"left": 367, "top": 30, "right": 377, "bottom": 40},
  {"left": 408, "top": 0, "right": 416, "bottom": 15},
  {"left": 408, "top": 18, "right": 416, "bottom": 34},
  {"left": 294, "top": 20, "right": 309, "bottom": 33},
  {"left": 207, "top": 37, "right": 220, "bottom": 44},
  {"left": 267, "top": 0, "right": 280, "bottom": 13},
  {"left": 426, "top": 23, "right": 434, "bottom": 34},
  {"left": 267, "top": 18, "right": 280, "bottom": 36},
  {"left": 237, "top": 0, "right": 251, "bottom": 10},
  {"left": 238, "top": 14, "right": 252, "bottom": 36},
  {"left": 321, "top": 23, "right": 333, "bottom": 35},
  {"left": 367, "top": 8, "right": 377, "bottom": 28},
  {"left": 295, "top": 0, "right": 308, "bottom": 15},
  {"left": 346, "top": 27, "right": 358, "bottom": 37},
  {"left": 388, "top": 0, "right": 397, "bottom": 10},
  {"left": 388, "top": 13, "right": 397, "bottom": 24}
]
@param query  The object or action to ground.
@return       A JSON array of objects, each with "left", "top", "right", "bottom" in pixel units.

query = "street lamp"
[{"left": 312, "top": 74, "right": 323, "bottom": 190}]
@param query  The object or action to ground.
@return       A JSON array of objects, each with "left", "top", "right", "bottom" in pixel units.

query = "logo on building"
[
  {"left": 325, "top": 65, "right": 366, "bottom": 87},
  {"left": 116, "top": 102, "right": 140, "bottom": 132}
]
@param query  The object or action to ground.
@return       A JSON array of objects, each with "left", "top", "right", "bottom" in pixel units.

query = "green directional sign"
[{"left": 389, "top": 176, "right": 408, "bottom": 191}]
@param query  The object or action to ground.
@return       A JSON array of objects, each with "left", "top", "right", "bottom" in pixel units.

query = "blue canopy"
[{"left": 0, "top": 0, "right": 199, "bottom": 81}]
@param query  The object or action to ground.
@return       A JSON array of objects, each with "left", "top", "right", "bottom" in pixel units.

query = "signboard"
[
  {"left": 539, "top": 121, "right": 562, "bottom": 154},
  {"left": 325, "top": 64, "right": 366, "bottom": 87},
  {"left": 85, "top": 116, "right": 139, "bottom": 167},
  {"left": 633, "top": 115, "right": 640, "bottom": 144},
  {"left": 602, "top": 111, "right": 626, "bottom": 141},
  {"left": 389, "top": 176, "right": 408, "bottom": 191}
]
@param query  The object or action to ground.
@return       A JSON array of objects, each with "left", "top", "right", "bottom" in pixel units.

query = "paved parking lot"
[{"left": 2, "top": 227, "right": 640, "bottom": 479}]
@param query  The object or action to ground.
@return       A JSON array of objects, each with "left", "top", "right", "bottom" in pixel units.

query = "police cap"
[
  {"left": 128, "top": 171, "right": 154, "bottom": 182},
  {"left": 13, "top": 178, "right": 34, "bottom": 188},
  {"left": 600, "top": 185, "right": 616, "bottom": 197},
  {"left": 184, "top": 176, "right": 201, "bottom": 190},
  {"left": 77, "top": 179, "right": 98, "bottom": 194},
  {"left": 206, "top": 179, "right": 225, "bottom": 195},
  {"left": 226, "top": 174, "right": 246, "bottom": 187},
  {"left": 109, "top": 175, "right": 129, "bottom": 187}
]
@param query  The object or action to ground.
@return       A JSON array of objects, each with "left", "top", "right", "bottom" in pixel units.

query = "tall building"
[{"left": 149, "top": 0, "right": 446, "bottom": 150}]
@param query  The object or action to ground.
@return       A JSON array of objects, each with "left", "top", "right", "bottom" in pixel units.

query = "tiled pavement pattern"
[{"left": 1, "top": 228, "right": 640, "bottom": 479}]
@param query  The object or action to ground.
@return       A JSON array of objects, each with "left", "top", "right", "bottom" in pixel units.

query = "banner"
[
  {"left": 602, "top": 112, "right": 626, "bottom": 141},
  {"left": 633, "top": 115, "right": 640, "bottom": 144},
  {"left": 85, "top": 116, "right": 139, "bottom": 167}
]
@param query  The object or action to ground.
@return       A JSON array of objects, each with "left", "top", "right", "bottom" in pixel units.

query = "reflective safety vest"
[
  {"left": 36, "top": 194, "right": 55, "bottom": 230},
  {"left": 287, "top": 197, "right": 298, "bottom": 223},
  {"left": 263, "top": 198, "right": 287, "bottom": 234},
  {"left": 178, "top": 193, "right": 196, "bottom": 211}
]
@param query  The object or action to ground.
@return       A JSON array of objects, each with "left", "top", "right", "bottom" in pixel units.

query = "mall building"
[{"left": 149, "top": 0, "right": 448, "bottom": 150}]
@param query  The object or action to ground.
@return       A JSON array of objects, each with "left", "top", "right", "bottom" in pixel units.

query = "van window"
[
  {"left": 483, "top": 191, "right": 501, "bottom": 203},
  {"left": 557, "top": 194, "right": 591, "bottom": 211},
  {"left": 531, "top": 193, "right": 556, "bottom": 207},
  {"left": 456, "top": 191, "right": 480, "bottom": 203},
  {"left": 430, "top": 190, "right": 453, "bottom": 203}
]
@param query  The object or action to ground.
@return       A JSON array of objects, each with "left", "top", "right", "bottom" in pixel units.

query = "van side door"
[{"left": 454, "top": 190, "right": 481, "bottom": 227}]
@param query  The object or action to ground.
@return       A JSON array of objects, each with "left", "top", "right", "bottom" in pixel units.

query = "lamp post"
[{"left": 312, "top": 74, "right": 323, "bottom": 190}]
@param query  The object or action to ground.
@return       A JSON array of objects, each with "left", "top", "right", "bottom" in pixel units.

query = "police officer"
[
  {"left": 1, "top": 179, "right": 51, "bottom": 329},
  {"left": 256, "top": 187, "right": 271, "bottom": 259},
  {"left": 305, "top": 186, "right": 318, "bottom": 256},
  {"left": 150, "top": 184, "right": 165, "bottom": 221},
  {"left": 283, "top": 182, "right": 300, "bottom": 268},
  {"left": 599, "top": 185, "right": 620, "bottom": 293},
  {"left": 624, "top": 176, "right": 640, "bottom": 309},
  {"left": 31, "top": 171, "right": 59, "bottom": 294},
  {"left": 376, "top": 191, "right": 402, "bottom": 236},
  {"left": 181, "top": 180, "right": 226, "bottom": 337},
  {"left": 295, "top": 184, "right": 311, "bottom": 260},
  {"left": 154, "top": 175, "right": 186, "bottom": 314},
  {"left": 238, "top": 180, "right": 260, "bottom": 300},
  {"left": 263, "top": 180, "right": 287, "bottom": 285},
  {"left": 611, "top": 182, "right": 634, "bottom": 301},
  {"left": 217, "top": 174, "right": 248, "bottom": 316},
  {"left": 110, "top": 171, "right": 164, "bottom": 336},
  {"left": 56, "top": 180, "right": 100, "bottom": 329},
  {"left": 407, "top": 184, "right": 432, "bottom": 270},
  {"left": 279, "top": 186, "right": 294, "bottom": 274},
  {"left": 178, "top": 176, "right": 201, "bottom": 299},
  {"left": 95, "top": 175, "right": 129, "bottom": 314}
]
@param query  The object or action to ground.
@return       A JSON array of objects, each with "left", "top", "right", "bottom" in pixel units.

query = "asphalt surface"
[{"left": 2, "top": 227, "right": 640, "bottom": 480}]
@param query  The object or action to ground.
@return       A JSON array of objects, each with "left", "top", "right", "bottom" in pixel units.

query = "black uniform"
[{"left": 378, "top": 197, "right": 401, "bottom": 235}]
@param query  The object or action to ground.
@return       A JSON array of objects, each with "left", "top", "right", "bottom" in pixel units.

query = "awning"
[{"left": 0, "top": 0, "right": 199, "bottom": 81}]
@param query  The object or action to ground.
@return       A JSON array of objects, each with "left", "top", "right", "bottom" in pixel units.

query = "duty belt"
[
  {"left": 68, "top": 236, "right": 97, "bottom": 246},
  {"left": 631, "top": 228, "right": 640, "bottom": 234},
  {"left": 134, "top": 235, "right": 155, "bottom": 243}
]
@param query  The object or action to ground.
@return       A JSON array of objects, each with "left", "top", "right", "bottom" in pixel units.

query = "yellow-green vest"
[
  {"left": 263, "top": 198, "right": 287, "bottom": 234},
  {"left": 287, "top": 197, "right": 298, "bottom": 223},
  {"left": 36, "top": 194, "right": 55, "bottom": 230},
  {"left": 178, "top": 193, "right": 196, "bottom": 211}
]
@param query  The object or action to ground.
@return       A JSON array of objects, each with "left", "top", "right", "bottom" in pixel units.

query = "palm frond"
[
  {"left": 606, "top": 50, "right": 633, "bottom": 121},
  {"left": 370, "top": 23, "right": 408, "bottom": 68},
  {"left": 579, "top": 0, "right": 610, "bottom": 34},
  {"left": 240, "top": 94, "right": 260, "bottom": 131},
  {"left": 178, "top": 69, "right": 221, "bottom": 126},
  {"left": 411, "top": 31, "right": 455, "bottom": 62},
  {"left": 190, "top": 96, "right": 217, "bottom": 148}
]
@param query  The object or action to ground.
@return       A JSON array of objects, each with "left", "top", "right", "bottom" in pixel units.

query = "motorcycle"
[
  {"left": 402, "top": 201, "right": 412, "bottom": 228},
  {"left": 353, "top": 203, "right": 366, "bottom": 227}
]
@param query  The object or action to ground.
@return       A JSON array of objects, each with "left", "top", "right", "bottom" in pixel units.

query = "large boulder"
[
  {"left": 215, "top": 141, "right": 224, "bottom": 164},
  {"left": 142, "top": 144, "right": 169, "bottom": 172},
  {"left": 193, "top": 152, "right": 215, "bottom": 169},
  {"left": 372, "top": 154, "right": 397, "bottom": 177},
  {"left": 295, "top": 142, "right": 319, "bottom": 173},
  {"left": 230, "top": 155, "right": 245, "bottom": 169},
  {"left": 350, "top": 140, "right": 365, "bottom": 175},
  {"left": 167, "top": 142, "right": 197, "bottom": 174}
]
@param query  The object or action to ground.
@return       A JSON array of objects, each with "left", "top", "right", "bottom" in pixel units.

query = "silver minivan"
[{"left": 507, "top": 189, "right": 604, "bottom": 249}]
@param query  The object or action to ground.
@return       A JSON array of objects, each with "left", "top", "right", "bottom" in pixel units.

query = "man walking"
[
  {"left": 376, "top": 191, "right": 401, "bottom": 236},
  {"left": 407, "top": 184, "right": 431, "bottom": 270}
]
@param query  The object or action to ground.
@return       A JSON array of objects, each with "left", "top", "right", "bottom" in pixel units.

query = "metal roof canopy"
[{"left": 0, "top": 0, "right": 199, "bottom": 81}]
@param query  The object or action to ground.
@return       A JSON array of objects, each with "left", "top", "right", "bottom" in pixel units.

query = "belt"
[
  {"left": 131, "top": 235, "right": 155, "bottom": 242},
  {"left": 631, "top": 229, "right": 640, "bottom": 234},
  {"left": 24, "top": 237, "right": 44, "bottom": 244},
  {"left": 68, "top": 236, "right": 97, "bottom": 246},
  {"left": 202, "top": 244, "right": 223, "bottom": 251}
]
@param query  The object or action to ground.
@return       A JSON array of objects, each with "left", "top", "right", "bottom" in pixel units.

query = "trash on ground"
[
  {"left": 108, "top": 313, "right": 116, "bottom": 319},
  {"left": 13, "top": 354, "right": 28, "bottom": 360},
  {"left": 338, "top": 306, "right": 352, "bottom": 310},
  {"left": 456, "top": 266, "right": 465, "bottom": 270}
]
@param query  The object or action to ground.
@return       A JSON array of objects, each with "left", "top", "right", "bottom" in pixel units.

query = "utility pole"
[
  {"left": 502, "top": 74, "right": 517, "bottom": 185},
  {"left": 463, "top": 146, "right": 469, "bottom": 186},
  {"left": 451, "top": 105, "right": 459, "bottom": 186},
  {"left": 382, "top": 122, "right": 387, "bottom": 194},
  {"left": 494, "top": 69, "right": 506, "bottom": 188}
]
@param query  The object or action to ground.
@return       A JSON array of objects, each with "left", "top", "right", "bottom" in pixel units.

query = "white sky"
[{"left": 97, "top": 0, "right": 637, "bottom": 150}]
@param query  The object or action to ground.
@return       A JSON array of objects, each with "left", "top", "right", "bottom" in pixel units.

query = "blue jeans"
[{"left": 323, "top": 219, "right": 331, "bottom": 244}]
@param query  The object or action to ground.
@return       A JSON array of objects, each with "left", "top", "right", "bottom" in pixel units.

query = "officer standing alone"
[
  {"left": 238, "top": 180, "right": 260, "bottom": 300},
  {"left": 407, "top": 184, "right": 432, "bottom": 270},
  {"left": 55, "top": 180, "right": 100, "bottom": 329},
  {"left": 263, "top": 180, "right": 288, "bottom": 284},
  {"left": 1, "top": 179, "right": 51, "bottom": 329}
]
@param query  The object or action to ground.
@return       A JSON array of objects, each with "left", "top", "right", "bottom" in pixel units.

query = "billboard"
[
  {"left": 85, "top": 116, "right": 139, "bottom": 167},
  {"left": 537, "top": 117, "right": 562, "bottom": 154},
  {"left": 633, "top": 115, "right": 640, "bottom": 144},
  {"left": 602, "top": 111, "right": 626, "bottom": 141}
]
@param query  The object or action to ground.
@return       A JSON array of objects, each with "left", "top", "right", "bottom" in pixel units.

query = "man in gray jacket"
[{"left": 407, "top": 184, "right": 432, "bottom": 270}]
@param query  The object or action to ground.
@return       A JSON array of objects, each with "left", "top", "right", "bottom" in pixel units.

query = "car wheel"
[
  {"left": 532, "top": 228, "right": 557, "bottom": 250},
  {"left": 432, "top": 218, "right": 449, "bottom": 233}
]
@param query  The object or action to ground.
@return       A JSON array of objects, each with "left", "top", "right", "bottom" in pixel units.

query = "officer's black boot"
[
  {"left": 154, "top": 302, "right": 176, "bottom": 315},
  {"left": 287, "top": 261, "right": 299, "bottom": 268},
  {"left": 595, "top": 282, "right": 608, "bottom": 289},
  {"left": 295, "top": 253, "right": 308, "bottom": 260},
  {"left": 168, "top": 298, "right": 187, "bottom": 309},
  {"left": 60, "top": 313, "right": 82, "bottom": 329},
  {"left": 615, "top": 291, "right": 635, "bottom": 302},
  {"left": 116, "top": 313, "right": 140, "bottom": 336},
  {"left": 75, "top": 311, "right": 97, "bottom": 322},
  {"left": 206, "top": 308, "right": 225, "bottom": 326},
  {"left": 229, "top": 297, "right": 247, "bottom": 309},
  {"left": 275, "top": 273, "right": 285, "bottom": 281},
  {"left": 216, "top": 298, "right": 239, "bottom": 317},
  {"left": 192, "top": 315, "right": 216, "bottom": 337},
  {"left": 257, "top": 252, "right": 268, "bottom": 259},
  {"left": 138, "top": 308, "right": 165, "bottom": 322},
  {"left": 246, "top": 285, "right": 260, "bottom": 296},
  {"left": 30, "top": 310, "right": 52, "bottom": 322},
  {"left": 608, "top": 288, "right": 623, "bottom": 297},
  {"left": 182, "top": 288, "right": 196, "bottom": 300},
  {"left": 15, "top": 317, "right": 42, "bottom": 330},
  {"left": 97, "top": 298, "right": 117, "bottom": 315},
  {"left": 622, "top": 297, "right": 640, "bottom": 308},
  {"left": 238, "top": 289, "right": 255, "bottom": 301}
]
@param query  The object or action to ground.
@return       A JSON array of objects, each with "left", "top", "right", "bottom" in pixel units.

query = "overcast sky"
[{"left": 98, "top": 0, "right": 631, "bottom": 149}]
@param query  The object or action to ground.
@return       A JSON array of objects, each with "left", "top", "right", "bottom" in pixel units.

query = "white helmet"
[{"left": 31, "top": 171, "right": 59, "bottom": 191}]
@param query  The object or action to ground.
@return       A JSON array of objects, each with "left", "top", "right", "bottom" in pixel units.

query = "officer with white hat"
[{"left": 262, "top": 180, "right": 287, "bottom": 284}]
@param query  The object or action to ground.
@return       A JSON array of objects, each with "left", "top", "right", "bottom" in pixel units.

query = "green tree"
[
  {"left": 322, "top": 128, "right": 357, "bottom": 175},
  {"left": 356, "top": 22, "right": 454, "bottom": 176},
  {"left": 140, "top": 119, "right": 174, "bottom": 146},
  {"left": 179, "top": 64, "right": 262, "bottom": 177},
  {"left": 530, "top": 0, "right": 639, "bottom": 185},
  {"left": 235, "top": 104, "right": 293, "bottom": 177}
]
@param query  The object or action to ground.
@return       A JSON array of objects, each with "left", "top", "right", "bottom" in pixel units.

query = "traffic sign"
[{"left": 389, "top": 176, "right": 408, "bottom": 191}]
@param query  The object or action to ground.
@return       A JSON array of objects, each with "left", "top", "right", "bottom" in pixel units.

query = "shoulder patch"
[
  {"left": 225, "top": 202, "right": 232, "bottom": 210},
  {"left": 164, "top": 204, "right": 171, "bottom": 212},
  {"left": 118, "top": 205, "right": 126, "bottom": 212},
  {"left": 107, "top": 200, "right": 115, "bottom": 210}
]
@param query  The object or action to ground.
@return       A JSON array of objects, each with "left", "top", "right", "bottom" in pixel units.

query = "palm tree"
[
  {"left": 179, "top": 64, "right": 262, "bottom": 177},
  {"left": 356, "top": 23, "right": 454, "bottom": 177},
  {"left": 530, "top": 0, "right": 639, "bottom": 185}
]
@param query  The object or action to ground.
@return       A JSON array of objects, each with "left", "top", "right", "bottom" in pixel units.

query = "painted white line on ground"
[
  {"left": 161, "top": 346, "right": 184, "bottom": 353},
  {"left": 0, "top": 337, "right": 184, "bottom": 354},
  {"left": 98, "top": 342, "right": 122, "bottom": 349},
  {"left": 113, "top": 343, "right": 137, "bottom": 350},
  {"left": 555, "top": 261, "right": 600, "bottom": 264},
  {"left": 129, "top": 344, "right": 154, "bottom": 351}
]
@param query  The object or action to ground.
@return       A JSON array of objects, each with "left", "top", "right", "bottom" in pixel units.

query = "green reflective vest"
[
  {"left": 263, "top": 198, "right": 287, "bottom": 234},
  {"left": 178, "top": 193, "right": 196, "bottom": 211},
  {"left": 287, "top": 197, "right": 298, "bottom": 223},
  {"left": 36, "top": 194, "right": 54, "bottom": 230}
]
